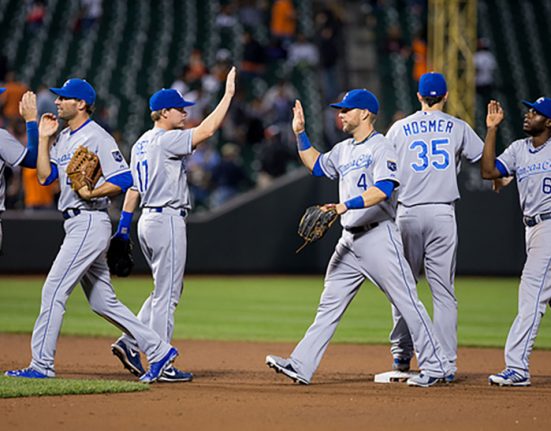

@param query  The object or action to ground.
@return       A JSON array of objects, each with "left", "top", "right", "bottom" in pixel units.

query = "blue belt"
[
  {"left": 144, "top": 207, "right": 188, "bottom": 218},
  {"left": 62, "top": 208, "right": 108, "bottom": 219},
  {"left": 345, "top": 222, "right": 379, "bottom": 234},
  {"left": 523, "top": 212, "right": 551, "bottom": 227}
]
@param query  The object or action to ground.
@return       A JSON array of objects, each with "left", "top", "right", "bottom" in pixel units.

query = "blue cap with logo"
[
  {"left": 418, "top": 72, "right": 447, "bottom": 97},
  {"left": 50, "top": 78, "right": 96, "bottom": 105},
  {"left": 330, "top": 89, "right": 379, "bottom": 114},
  {"left": 0, "top": 88, "right": 5, "bottom": 95},
  {"left": 149, "top": 89, "right": 195, "bottom": 111},
  {"left": 522, "top": 97, "right": 551, "bottom": 119}
]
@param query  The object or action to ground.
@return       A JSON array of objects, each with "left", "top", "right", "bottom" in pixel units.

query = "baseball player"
[
  {"left": 4, "top": 78, "right": 178, "bottom": 383},
  {"left": 385, "top": 72, "right": 484, "bottom": 378},
  {"left": 109, "top": 68, "right": 236, "bottom": 382},
  {"left": 482, "top": 97, "right": 551, "bottom": 386},
  {"left": 0, "top": 90, "right": 39, "bottom": 250},
  {"left": 266, "top": 90, "right": 453, "bottom": 387}
]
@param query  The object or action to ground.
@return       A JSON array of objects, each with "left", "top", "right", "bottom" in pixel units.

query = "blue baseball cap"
[
  {"left": 419, "top": 72, "right": 447, "bottom": 97},
  {"left": 50, "top": 78, "right": 96, "bottom": 105},
  {"left": 0, "top": 88, "right": 5, "bottom": 95},
  {"left": 149, "top": 89, "right": 195, "bottom": 111},
  {"left": 522, "top": 97, "right": 551, "bottom": 119},
  {"left": 330, "top": 89, "right": 379, "bottom": 114}
]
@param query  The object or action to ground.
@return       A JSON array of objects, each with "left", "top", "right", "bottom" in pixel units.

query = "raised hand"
[
  {"left": 486, "top": 100, "right": 504, "bottom": 128},
  {"left": 19, "top": 91, "right": 37, "bottom": 122},
  {"left": 39, "top": 113, "right": 59, "bottom": 138},
  {"left": 225, "top": 66, "right": 236, "bottom": 97},
  {"left": 292, "top": 100, "right": 305, "bottom": 134}
]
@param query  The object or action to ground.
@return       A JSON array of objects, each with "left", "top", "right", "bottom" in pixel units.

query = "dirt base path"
[{"left": 1, "top": 334, "right": 551, "bottom": 431}]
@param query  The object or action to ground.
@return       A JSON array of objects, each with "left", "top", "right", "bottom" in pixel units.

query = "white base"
[{"left": 374, "top": 370, "right": 418, "bottom": 383}]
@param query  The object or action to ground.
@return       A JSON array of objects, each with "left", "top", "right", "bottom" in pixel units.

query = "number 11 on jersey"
[{"left": 136, "top": 160, "right": 149, "bottom": 192}]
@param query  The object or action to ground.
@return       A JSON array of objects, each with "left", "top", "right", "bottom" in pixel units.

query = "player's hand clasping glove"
[
  {"left": 66, "top": 145, "right": 102, "bottom": 191},
  {"left": 107, "top": 237, "right": 135, "bottom": 277},
  {"left": 296, "top": 205, "right": 339, "bottom": 253}
]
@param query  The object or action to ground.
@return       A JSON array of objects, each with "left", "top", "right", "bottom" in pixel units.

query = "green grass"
[
  {"left": 0, "top": 376, "right": 149, "bottom": 398},
  {"left": 1, "top": 276, "right": 550, "bottom": 348}
]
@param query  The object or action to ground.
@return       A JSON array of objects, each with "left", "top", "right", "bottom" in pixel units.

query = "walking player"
[
  {"left": 109, "top": 68, "right": 236, "bottom": 382},
  {"left": 385, "top": 72, "right": 484, "bottom": 377},
  {"left": 266, "top": 90, "right": 452, "bottom": 387},
  {"left": 4, "top": 79, "right": 178, "bottom": 382},
  {"left": 481, "top": 97, "right": 551, "bottom": 386}
]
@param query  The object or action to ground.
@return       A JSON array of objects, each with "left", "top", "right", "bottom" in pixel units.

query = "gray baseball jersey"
[
  {"left": 117, "top": 127, "right": 193, "bottom": 353},
  {"left": 317, "top": 133, "right": 399, "bottom": 226},
  {"left": 50, "top": 120, "right": 130, "bottom": 211},
  {"left": 28, "top": 120, "right": 173, "bottom": 377},
  {"left": 285, "top": 133, "right": 452, "bottom": 382},
  {"left": 495, "top": 136, "right": 551, "bottom": 377},
  {"left": 386, "top": 110, "right": 483, "bottom": 206},
  {"left": 0, "top": 129, "right": 28, "bottom": 212},
  {"left": 386, "top": 110, "right": 483, "bottom": 375}
]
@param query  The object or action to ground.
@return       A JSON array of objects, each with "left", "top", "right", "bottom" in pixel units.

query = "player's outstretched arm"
[
  {"left": 19, "top": 91, "right": 39, "bottom": 168},
  {"left": 481, "top": 100, "right": 505, "bottom": 179},
  {"left": 293, "top": 100, "right": 320, "bottom": 171},
  {"left": 36, "top": 113, "right": 58, "bottom": 184},
  {"left": 323, "top": 186, "right": 388, "bottom": 216},
  {"left": 191, "top": 66, "right": 236, "bottom": 148}
]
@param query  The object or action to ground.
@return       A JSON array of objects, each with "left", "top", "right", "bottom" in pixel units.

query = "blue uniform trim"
[
  {"left": 42, "top": 162, "right": 59, "bottom": 185},
  {"left": 386, "top": 224, "right": 446, "bottom": 376},
  {"left": 107, "top": 171, "right": 133, "bottom": 192},
  {"left": 521, "top": 255, "right": 551, "bottom": 370},
  {"left": 312, "top": 156, "right": 325, "bottom": 177},
  {"left": 168, "top": 216, "right": 175, "bottom": 338},
  {"left": 20, "top": 121, "right": 38, "bottom": 168},
  {"left": 374, "top": 180, "right": 396, "bottom": 200},
  {"left": 297, "top": 131, "right": 312, "bottom": 151},
  {"left": 69, "top": 118, "right": 92, "bottom": 135},
  {"left": 495, "top": 159, "right": 508, "bottom": 177},
  {"left": 114, "top": 211, "right": 133, "bottom": 240},
  {"left": 345, "top": 195, "right": 365, "bottom": 210},
  {"left": 39, "top": 214, "right": 92, "bottom": 358}
]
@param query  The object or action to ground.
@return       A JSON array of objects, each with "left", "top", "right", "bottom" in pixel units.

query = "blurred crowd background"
[{"left": 1, "top": 0, "right": 538, "bottom": 214}]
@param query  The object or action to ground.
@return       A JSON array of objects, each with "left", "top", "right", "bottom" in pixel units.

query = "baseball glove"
[
  {"left": 66, "top": 145, "right": 102, "bottom": 191},
  {"left": 107, "top": 237, "right": 134, "bottom": 277},
  {"left": 296, "top": 205, "right": 339, "bottom": 253}
]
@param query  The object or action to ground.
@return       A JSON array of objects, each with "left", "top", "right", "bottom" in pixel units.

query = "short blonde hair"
[{"left": 151, "top": 110, "right": 162, "bottom": 121}]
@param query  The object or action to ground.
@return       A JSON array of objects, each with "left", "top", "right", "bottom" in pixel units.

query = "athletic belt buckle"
[
  {"left": 523, "top": 212, "right": 551, "bottom": 227},
  {"left": 345, "top": 222, "right": 379, "bottom": 234}
]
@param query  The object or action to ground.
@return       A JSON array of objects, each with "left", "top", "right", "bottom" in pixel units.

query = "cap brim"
[
  {"left": 330, "top": 102, "right": 348, "bottom": 109},
  {"left": 50, "top": 87, "right": 75, "bottom": 99},
  {"left": 0, "top": 88, "right": 5, "bottom": 95}
]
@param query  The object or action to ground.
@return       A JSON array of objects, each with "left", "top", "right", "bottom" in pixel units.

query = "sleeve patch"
[
  {"left": 112, "top": 150, "right": 124, "bottom": 163},
  {"left": 387, "top": 160, "right": 397, "bottom": 171}
]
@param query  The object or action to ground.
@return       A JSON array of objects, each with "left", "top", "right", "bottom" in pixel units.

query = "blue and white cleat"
[
  {"left": 266, "top": 355, "right": 310, "bottom": 385},
  {"left": 139, "top": 347, "right": 179, "bottom": 383},
  {"left": 111, "top": 340, "right": 146, "bottom": 377},
  {"left": 158, "top": 367, "right": 193, "bottom": 383},
  {"left": 5, "top": 367, "right": 49, "bottom": 379},
  {"left": 407, "top": 372, "right": 444, "bottom": 387},
  {"left": 488, "top": 368, "right": 530, "bottom": 387},
  {"left": 392, "top": 357, "right": 411, "bottom": 372}
]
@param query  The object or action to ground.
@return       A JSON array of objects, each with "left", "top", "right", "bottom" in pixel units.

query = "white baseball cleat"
[{"left": 266, "top": 355, "right": 310, "bottom": 385}]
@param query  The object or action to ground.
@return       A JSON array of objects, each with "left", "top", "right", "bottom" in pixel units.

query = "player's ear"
[{"left": 76, "top": 99, "right": 87, "bottom": 112}]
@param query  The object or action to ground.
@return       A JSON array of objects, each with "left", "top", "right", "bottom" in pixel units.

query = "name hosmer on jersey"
[{"left": 401, "top": 118, "right": 454, "bottom": 136}]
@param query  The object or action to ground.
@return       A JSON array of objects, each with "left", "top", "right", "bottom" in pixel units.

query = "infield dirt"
[{"left": 1, "top": 333, "right": 550, "bottom": 431}]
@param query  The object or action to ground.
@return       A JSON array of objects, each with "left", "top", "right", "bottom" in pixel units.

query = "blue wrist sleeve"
[
  {"left": 107, "top": 171, "right": 133, "bottom": 192},
  {"left": 374, "top": 180, "right": 396, "bottom": 199},
  {"left": 297, "top": 131, "right": 312, "bottom": 151},
  {"left": 345, "top": 195, "right": 365, "bottom": 210},
  {"left": 495, "top": 160, "right": 508, "bottom": 177},
  {"left": 114, "top": 211, "right": 134, "bottom": 240},
  {"left": 42, "top": 163, "right": 59, "bottom": 185},
  {"left": 20, "top": 121, "right": 38, "bottom": 168},
  {"left": 312, "top": 156, "right": 325, "bottom": 177}
]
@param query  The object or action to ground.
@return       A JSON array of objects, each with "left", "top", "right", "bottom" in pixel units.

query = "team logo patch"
[
  {"left": 111, "top": 150, "right": 123, "bottom": 162},
  {"left": 387, "top": 160, "right": 397, "bottom": 171}
]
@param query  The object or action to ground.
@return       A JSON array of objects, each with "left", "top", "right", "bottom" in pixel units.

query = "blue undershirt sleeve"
[
  {"left": 42, "top": 162, "right": 59, "bottom": 185},
  {"left": 374, "top": 179, "right": 396, "bottom": 200},
  {"left": 495, "top": 159, "right": 508, "bottom": 177},
  {"left": 107, "top": 171, "right": 133, "bottom": 192},
  {"left": 312, "top": 156, "right": 325, "bottom": 177},
  {"left": 20, "top": 121, "right": 38, "bottom": 168}
]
